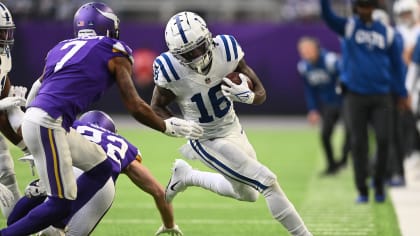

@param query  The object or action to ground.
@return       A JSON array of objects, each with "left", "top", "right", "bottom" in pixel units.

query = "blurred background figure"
[
  {"left": 394, "top": 0, "right": 420, "bottom": 177},
  {"left": 320, "top": 0, "right": 409, "bottom": 203},
  {"left": 405, "top": 24, "right": 420, "bottom": 180},
  {"left": 372, "top": 8, "right": 407, "bottom": 187},
  {"left": 297, "top": 36, "right": 350, "bottom": 176}
]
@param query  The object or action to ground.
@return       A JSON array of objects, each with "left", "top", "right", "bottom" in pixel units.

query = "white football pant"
[
  {"left": 180, "top": 124, "right": 312, "bottom": 236},
  {"left": 0, "top": 135, "right": 21, "bottom": 218}
]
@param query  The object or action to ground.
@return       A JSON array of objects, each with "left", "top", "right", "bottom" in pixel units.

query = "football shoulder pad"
[
  {"left": 111, "top": 39, "right": 134, "bottom": 64},
  {"left": 214, "top": 34, "right": 244, "bottom": 63},
  {"left": 153, "top": 52, "right": 182, "bottom": 87}
]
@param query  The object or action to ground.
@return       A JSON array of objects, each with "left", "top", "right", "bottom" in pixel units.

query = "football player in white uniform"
[
  {"left": 151, "top": 11, "right": 312, "bottom": 236},
  {"left": 0, "top": 2, "right": 28, "bottom": 218}
]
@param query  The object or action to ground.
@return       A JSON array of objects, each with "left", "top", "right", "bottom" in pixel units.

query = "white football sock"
[
  {"left": 185, "top": 169, "right": 239, "bottom": 198},
  {"left": 263, "top": 183, "right": 312, "bottom": 236}
]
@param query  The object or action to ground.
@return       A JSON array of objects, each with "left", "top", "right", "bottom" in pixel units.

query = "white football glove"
[
  {"left": 221, "top": 73, "right": 255, "bottom": 104},
  {"left": 155, "top": 224, "right": 183, "bottom": 236},
  {"left": 25, "top": 179, "right": 47, "bottom": 198},
  {"left": 0, "top": 96, "right": 26, "bottom": 110},
  {"left": 164, "top": 117, "right": 203, "bottom": 139},
  {"left": 8, "top": 85, "right": 28, "bottom": 98},
  {"left": 0, "top": 183, "right": 14, "bottom": 208}
]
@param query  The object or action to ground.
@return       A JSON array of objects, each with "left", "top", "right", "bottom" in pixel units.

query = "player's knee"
[{"left": 258, "top": 167, "right": 277, "bottom": 188}]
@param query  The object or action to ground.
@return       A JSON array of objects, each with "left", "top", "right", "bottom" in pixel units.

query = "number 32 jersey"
[
  {"left": 153, "top": 35, "right": 244, "bottom": 139},
  {"left": 29, "top": 36, "right": 133, "bottom": 130}
]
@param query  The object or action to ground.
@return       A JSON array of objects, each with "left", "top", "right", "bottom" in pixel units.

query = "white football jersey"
[{"left": 154, "top": 35, "right": 245, "bottom": 139}]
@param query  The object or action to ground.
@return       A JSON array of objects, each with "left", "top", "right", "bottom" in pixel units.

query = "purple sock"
[{"left": 1, "top": 197, "right": 72, "bottom": 236}]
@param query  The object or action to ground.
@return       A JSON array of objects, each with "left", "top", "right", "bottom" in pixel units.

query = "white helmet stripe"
[{"left": 96, "top": 7, "right": 119, "bottom": 30}]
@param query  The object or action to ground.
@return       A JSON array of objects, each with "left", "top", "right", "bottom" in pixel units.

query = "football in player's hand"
[{"left": 223, "top": 72, "right": 254, "bottom": 90}]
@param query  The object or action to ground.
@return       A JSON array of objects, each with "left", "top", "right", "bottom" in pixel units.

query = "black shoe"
[
  {"left": 321, "top": 164, "right": 339, "bottom": 176},
  {"left": 337, "top": 159, "right": 347, "bottom": 169}
]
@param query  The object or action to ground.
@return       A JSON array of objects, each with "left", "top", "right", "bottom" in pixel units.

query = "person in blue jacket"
[
  {"left": 297, "top": 36, "right": 350, "bottom": 175},
  {"left": 320, "top": 0, "right": 410, "bottom": 203}
]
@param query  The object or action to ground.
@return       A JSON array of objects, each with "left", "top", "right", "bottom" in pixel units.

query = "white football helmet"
[
  {"left": 165, "top": 11, "right": 213, "bottom": 74},
  {"left": 0, "top": 2, "right": 15, "bottom": 50},
  {"left": 393, "top": 0, "right": 419, "bottom": 28}
]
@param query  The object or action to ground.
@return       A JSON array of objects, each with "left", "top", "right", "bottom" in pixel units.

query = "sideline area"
[{"left": 390, "top": 160, "right": 420, "bottom": 236}]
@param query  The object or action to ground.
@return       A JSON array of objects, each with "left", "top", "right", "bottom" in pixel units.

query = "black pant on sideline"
[
  {"left": 344, "top": 92, "right": 392, "bottom": 197},
  {"left": 320, "top": 105, "right": 351, "bottom": 169}
]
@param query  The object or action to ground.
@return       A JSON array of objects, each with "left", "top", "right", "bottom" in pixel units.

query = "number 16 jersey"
[
  {"left": 153, "top": 35, "right": 244, "bottom": 139},
  {"left": 29, "top": 36, "right": 133, "bottom": 130}
]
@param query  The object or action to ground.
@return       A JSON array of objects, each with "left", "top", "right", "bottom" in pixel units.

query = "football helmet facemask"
[
  {"left": 0, "top": 2, "right": 15, "bottom": 50},
  {"left": 73, "top": 2, "right": 120, "bottom": 39},
  {"left": 165, "top": 11, "right": 213, "bottom": 74},
  {"left": 78, "top": 110, "right": 116, "bottom": 133}
]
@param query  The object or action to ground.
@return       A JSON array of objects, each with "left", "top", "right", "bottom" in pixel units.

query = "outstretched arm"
[
  {"left": 110, "top": 57, "right": 166, "bottom": 132},
  {"left": 319, "top": 0, "right": 348, "bottom": 36},
  {"left": 151, "top": 86, "right": 177, "bottom": 119},
  {"left": 123, "top": 159, "right": 177, "bottom": 229}
]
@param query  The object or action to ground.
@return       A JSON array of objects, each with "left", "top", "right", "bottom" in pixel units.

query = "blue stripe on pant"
[{"left": 189, "top": 140, "right": 268, "bottom": 192}]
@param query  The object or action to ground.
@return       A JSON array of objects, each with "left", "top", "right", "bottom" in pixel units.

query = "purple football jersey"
[
  {"left": 30, "top": 36, "right": 133, "bottom": 129},
  {"left": 72, "top": 120, "right": 139, "bottom": 180}
]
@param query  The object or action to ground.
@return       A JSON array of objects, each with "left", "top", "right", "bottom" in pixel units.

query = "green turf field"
[{"left": 1, "top": 127, "right": 401, "bottom": 235}]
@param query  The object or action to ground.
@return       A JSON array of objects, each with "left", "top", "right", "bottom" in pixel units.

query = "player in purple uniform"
[
  {"left": 8, "top": 110, "right": 183, "bottom": 235},
  {"left": 0, "top": 2, "right": 202, "bottom": 235}
]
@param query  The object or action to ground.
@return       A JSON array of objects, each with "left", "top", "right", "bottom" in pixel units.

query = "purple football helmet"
[
  {"left": 78, "top": 110, "right": 116, "bottom": 133},
  {"left": 73, "top": 2, "right": 120, "bottom": 39}
]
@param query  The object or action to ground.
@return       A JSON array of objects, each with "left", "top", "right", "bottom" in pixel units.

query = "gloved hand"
[
  {"left": 164, "top": 117, "right": 203, "bottom": 139},
  {"left": 25, "top": 179, "right": 47, "bottom": 198},
  {"left": 221, "top": 73, "right": 255, "bottom": 104},
  {"left": 0, "top": 96, "right": 26, "bottom": 110},
  {"left": 8, "top": 85, "right": 28, "bottom": 98},
  {"left": 0, "top": 183, "right": 14, "bottom": 207},
  {"left": 155, "top": 224, "right": 183, "bottom": 236}
]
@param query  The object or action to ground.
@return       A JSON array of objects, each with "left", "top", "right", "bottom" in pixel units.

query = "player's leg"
[
  {"left": 0, "top": 135, "right": 20, "bottom": 218},
  {"left": 320, "top": 106, "right": 340, "bottom": 174},
  {"left": 181, "top": 137, "right": 311, "bottom": 235},
  {"left": 339, "top": 107, "right": 351, "bottom": 167},
  {"left": 64, "top": 172, "right": 115, "bottom": 236},
  {"left": 0, "top": 108, "right": 76, "bottom": 235},
  {"left": 370, "top": 95, "right": 392, "bottom": 201},
  {"left": 262, "top": 182, "right": 311, "bottom": 236},
  {"left": 344, "top": 93, "right": 370, "bottom": 201},
  {"left": 7, "top": 195, "right": 46, "bottom": 226}
]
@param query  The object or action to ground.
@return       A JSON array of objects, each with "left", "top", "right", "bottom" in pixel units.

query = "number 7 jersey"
[
  {"left": 153, "top": 35, "right": 244, "bottom": 139},
  {"left": 29, "top": 36, "right": 133, "bottom": 130}
]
